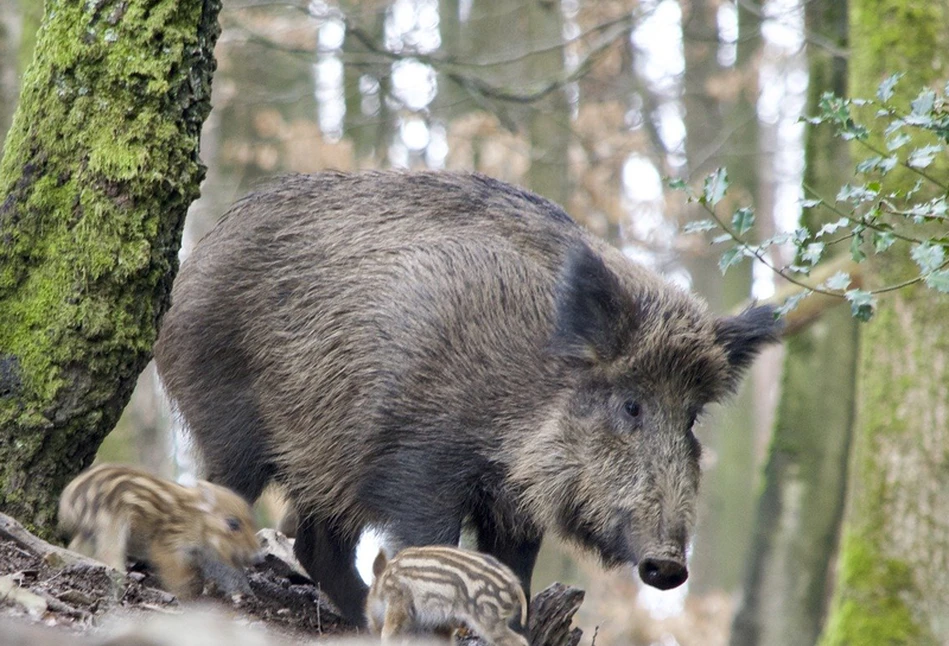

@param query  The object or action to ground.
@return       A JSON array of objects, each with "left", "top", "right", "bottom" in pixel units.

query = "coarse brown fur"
[
  {"left": 153, "top": 170, "right": 781, "bottom": 624},
  {"left": 58, "top": 464, "right": 261, "bottom": 598},
  {"left": 366, "top": 546, "right": 528, "bottom": 646}
]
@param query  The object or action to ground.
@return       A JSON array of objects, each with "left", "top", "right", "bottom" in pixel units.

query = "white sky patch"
[
  {"left": 622, "top": 156, "right": 677, "bottom": 247},
  {"left": 630, "top": 0, "right": 686, "bottom": 169},
  {"left": 314, "top": 57, "right": 345, "bottom": 141},
  {"left": 319, "top": 18, "right": 345, "bottom": 50},
  {"left": 425, "top": 122, "right": 449, "bottom": 168},
  {"left": 717, "top": 1, "right": 738, "bottom": 67},
  {"left": 758, "top": 0, "right": 808, "bottom": 253},
  {"left": 401, "top": 117, "right": 431, "bottom": 151},
  {"left": 387, "top": 0, "right": 441, "bottom": 54},
  {"left": 313, "top": 17, "right": 346, "bottom": 141},
  {"left": 632, "top": 0, "right": 684, "bottom": 94},
  {"left": 753, "top": 258, "right": 777, "bottom": 300},
  {"left": 391, "top": 58, "right": 437, "bottom": 111}
]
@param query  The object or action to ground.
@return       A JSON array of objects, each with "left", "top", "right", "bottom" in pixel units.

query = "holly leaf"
[
  {"left": 823, "top": 271, "right": 852, "bottom": 291},
  {"left": 925, "top": 270, "right": 949, "bottom": 293},
  {"left": 683, "top": 219, "right": 717, "bottom": 234},
  {"left": 718, "top": 247, "right": 744, "bottom": 274},
  {"left": 802, "top": 242, "right": 825, "bottom": 265},
  {"left": 702, "top": 168, "right": 729, "bottom": 207},
  {"left": 776, "top": 290, "right": 812, "bottom": 317},
  {"left": 731, "top": 208, "right": 755, "bottom": 236},
  {"left": 911, "top": 242, "right": 946, "bottom": 273},
  {"left": 877, "top": 73, "right": 903, "bottom": 102},
  {"left": 845, "top": 289, "right": 875, "bottom": 321}
]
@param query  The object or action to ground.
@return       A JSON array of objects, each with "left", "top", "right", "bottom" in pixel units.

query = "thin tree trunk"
[
  {"left": 730, "top": 3, "right": 853, "bottom": 645},
  {"left": 0, "top": 0, "right": 222, "bottom": 535},
  {"left": 522, "top": 0, "right": 570, "bottom": 206},
  {"left": 819, "top": 1, "right": 949, "bottom": 643},
  {"left": 682, "top": 0, "right": 761, "bottom": 594}
]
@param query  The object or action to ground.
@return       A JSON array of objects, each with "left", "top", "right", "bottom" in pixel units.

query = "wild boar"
[
  {"left": 59, "top": 463, "right": 261, "bottom": 598},
  {"left": 153, "top": 170, "right": 781, "bottom": 624},
  {"left": 366, "top": 546, "right": 528, "bottom": 645}
]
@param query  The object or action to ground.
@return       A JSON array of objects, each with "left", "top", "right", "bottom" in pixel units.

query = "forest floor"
[
  {"left": 0, "top": 512, "right": 352, "bottom": 644},
  {"left": 0, "top": 512, "right": 583, "bottom": 646}
]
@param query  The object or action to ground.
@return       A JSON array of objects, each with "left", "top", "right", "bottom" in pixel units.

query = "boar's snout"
[{"left": 638, "top": 557, "right": 688, "bottom": 590}]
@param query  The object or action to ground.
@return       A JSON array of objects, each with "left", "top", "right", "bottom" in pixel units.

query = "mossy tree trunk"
[
  {"left": 818, "top": 1, "right": 949, "bottom": 644},
  {"left": 730, "top": 3, "right": 855, "bottom": 645},
  {"left": 0, "top": 0, "right": 222, "bottom": 535}
]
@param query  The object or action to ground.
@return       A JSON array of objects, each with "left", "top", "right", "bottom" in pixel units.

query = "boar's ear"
[
  {"left": 715, "top": 305, "right": 783, "bottom": 383},
  {"left": 551, "top": 244, "right": 635, "bottom": 362}
]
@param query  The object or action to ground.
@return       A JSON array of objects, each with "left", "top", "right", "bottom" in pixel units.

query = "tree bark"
[
  {"left": 522, "top": 0, "right": 570, "bottom": 207},
  {"left": 682, "top": 0, "right": 762, "bottom": 594},
  {"left": 0, "top": 0, "right": 222, "bottom": 535},
  {"left": 730, "top": 3, "right": 854, "bottom": 645},
  {"left": 819, "top": 1, "right": 949, "bottom": 643}
]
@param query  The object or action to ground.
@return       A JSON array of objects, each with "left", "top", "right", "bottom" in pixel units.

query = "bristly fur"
[
  {"left": 366, "top": 546, "right": 528, "bottom": 646},
  {"left": 154, "top": 170, "right": 781, "bottom": 623},
  {"left": 58, "top": 464, "right": 260, "bottom": 598}
]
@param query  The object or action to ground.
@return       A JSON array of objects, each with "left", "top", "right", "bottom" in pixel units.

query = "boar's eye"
[
  {"left": 623, "top": 400, "right": 642, "bottom": 420},
  {"left": 226, "top": 517, "right": 242, "bottom": 531}
]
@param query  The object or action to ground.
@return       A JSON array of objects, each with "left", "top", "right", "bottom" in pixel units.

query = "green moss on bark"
[
  {"left": 818, "top": 3, "right": 949, "bottom": 642},
  {"left": 821, "top": 534, "right": 925, "bottom": 646},
  {"left": 0, "top": 0, "right": 222, "bottom": 534}
]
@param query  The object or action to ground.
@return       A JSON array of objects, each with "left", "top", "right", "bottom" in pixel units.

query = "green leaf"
[
  {"left": 884, "top": 119, "right": 904, "bottom": 137},
  {"left": 667, "top": 177, "right": 688, "bottom": 190},
  {"left": 879, "top": 156, "right": 898, "bottom": 173},
  {"left": 877, "top": 73, "right": 903, "bottom": 102},
  {"left": 682, "top": 219, "right": 718, "bottom": 234},
  {"left": 907, "top": 144, "right": 943, "bottom": 169},
  {"left": 886, "top": 132, "right": 912, "bottom": 151},
  {"left": 873, "top": 231, "right": 896, "bottom": 252},
  {"left": 840, "top": 121, "right": 869, "bottom": 141},
  {"left": 836, "top": 183, "right": 878, "bottom": 203},
  {"left": 801, "top": 198, "right": 822, "bottom": 209},
  {"left": 731, "top": 207, "right": 755, "bottom": 236},
  {"left": 910, "top": 88, "right": 936, "bottom": 117},
  {"left": 718, "top": 247, "right": 744, "bottom": 274},
  {"left": 925, "top": 270, "right": 949, "bottom": 293},
  {"left": 856, "top": 156, "right": 883, "bottom": 173},
  {"left": 824, "top": 271, "right": 852, "bottom": 291},
  {"left": 845, "top": 289, "right": 875, "bottom": 322},
  {"left": 703, "top": 169, "right": 729, "bottom": 207},
  {"left": 802, "top": 242, "right": 825, "bottom": 265},
  {"left": 711, "top": 233, "right": 733, "bottom": 245},
  {"left": 850, "top": 230, "right": 866, "bottom": 262},
  {"left": 816, "top": 217, "right": 850, "bottom": 238},
  {"left": 775, "top": 290, "right": 812, "bottom": 317},
  {"left": 911, "top": 242, "right": 946, "bottom": 273}
]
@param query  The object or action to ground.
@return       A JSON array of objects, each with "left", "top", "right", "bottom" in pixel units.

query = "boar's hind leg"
[
  {"left": 293, "top": 514, "right": 367, "bottom": 627},
  {"left": 473, "top": 514, "right": 541, "bottom": 602}
]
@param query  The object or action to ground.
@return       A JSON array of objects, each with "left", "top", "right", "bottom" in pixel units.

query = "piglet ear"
[
  {"left": 372, "top": 549, "right": 389, "bottom": 579},
  {"left": 715, "top": 305, "right": 783, "bottom": 386},
  {"left": 551, "top": 244, "right": 636, "bottom": 362}
]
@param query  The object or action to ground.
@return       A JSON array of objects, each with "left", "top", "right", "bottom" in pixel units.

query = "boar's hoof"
[{"left": 638, "top": 558, "right": 688, "bottom": 590}]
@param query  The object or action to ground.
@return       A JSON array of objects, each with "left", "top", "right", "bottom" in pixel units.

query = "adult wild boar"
[{"left": 154, "top": 171, "right": 780, "bottom": 624}]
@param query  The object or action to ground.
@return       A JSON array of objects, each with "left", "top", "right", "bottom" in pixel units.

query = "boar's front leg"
[
  {"left": 473, "top": 512, "right": 542, "bottom": 602},
  {"left": 293, "top": 514, "right": 367, "bottom": 627}
]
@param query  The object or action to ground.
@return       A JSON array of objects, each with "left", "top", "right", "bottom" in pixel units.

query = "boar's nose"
[{"left": 638, "top": 558, "right": 688, "bottom": 590}]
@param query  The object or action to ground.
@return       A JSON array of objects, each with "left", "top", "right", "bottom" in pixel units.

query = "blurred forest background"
[{"left": 1, "top": 1, "right": 946, "bottom": 645}]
